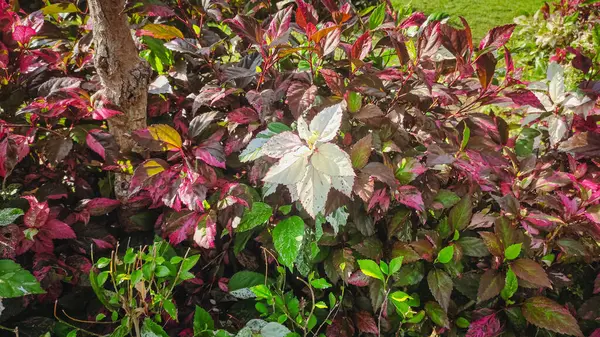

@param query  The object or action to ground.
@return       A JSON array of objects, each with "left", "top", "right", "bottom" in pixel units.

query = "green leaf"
[
  {"left": 278, "top": 205, "right": 292, "bottom": 215},
  {"left": 66, "top": 330, "right": 77, "bottom": 337},
  {"left": 0, "top": 208, "right": 24, "bottom": 226},
  {"left": 155, "top": 265, "right": 170, "bottom": 277},
  {"left": 194, "top": 306, "right": 214, "bottom": 335},
  {"left": 427, "top": 269, "right": 452, "bottom": 312},
  {"left": 346, "top": 91, "right": 362, "bottom": 113},
  {"left": 522, "top": 297, "right": 583, "bottom": 337},
  {"left": 310, "top": 278, "right": 332, "bottom": 289},
  {"left": 501, "top": 268, "right": 518, "bottom": 301},
  {"left": 228, "top": 271, "right": 265, "bottom": 291},
  {"left": 460, "top": 124, "right": 470, "bottom": 151},
  {"left": 0, "top": 259, "right": 45, "bottom": 298},
  {"left": 504, "top": 243, "right": 522, "bottom": 260},
  {"left": 369, "top": 4, "right": 386, "bottom": 30},
  {"left": 358, "top": 259, "right": 385, "bottom": 281},
  {"left": 141, "top": 318, "right": 169, "bottom": 337},
  {"left": 267, "top": 122, "right": 291, "bottom": 134},
  {"left": 389, "top": 256, "right": 404, "bottom": 275},
  {"left": 273, "top": 216, "right": 305, "bottom": 270},
  {"left": 437, "top": 246, "right": 454, "bottom": 264},
  {"left": 163, "top": 299, "right": 178, "bottom": 320},
  {"left": 181, "top": 255, "right": 200, "bottom": 272},
  {"left": 96, "top": 257, "right": 110, "bottom": 268},
  {"left": 237, "top": 202, "right": 272, "bottom": 232},
  {"left": 41, "top": 3, "right": 79, "bottom": 14},
  {"left": 433, "top": 190, "right": 461, "bottom": 209},
  {"left": 456, "top": 317, "right": 470, "bottom": 329},
  {"left": 449, "top": 195, "right": 472, "bottom": 231},
  {"left": 96, "top": 313, "right": 106, "bottom": 321},
  {"left": 425, "top": 301, "right": 450, "bottom": 328},
  {"left": 456, "top": 237, "right": 490, "bottom": 257}
]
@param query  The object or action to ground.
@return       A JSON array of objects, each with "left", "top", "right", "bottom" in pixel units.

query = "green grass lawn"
[{"left": 408, "top": 0, "right": 547, "bottom": 39}]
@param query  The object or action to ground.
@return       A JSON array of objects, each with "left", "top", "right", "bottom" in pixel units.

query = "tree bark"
[{"left": 88, "top": 0, "right": 151, "bottom": 199}]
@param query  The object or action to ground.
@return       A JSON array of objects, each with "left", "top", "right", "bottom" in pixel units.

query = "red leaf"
[
  {"left": 320, "top": 69, "right": 345, "bottom": 96},
  {"left": 227, "top": 107, "right": 259, "bottom": 124},
  {"left": 479, "top": 24, "right": 516, "bottom": 51},
  {"left": 505, "top": 89, "right": 545, "bottom": 110},
  {"left": 194, "top": 134, "right": 226, "bottom": 168},
  {"left": 286, "top": 82, "right": 316, "bottom": 119},
  {"left": 296, "top": 0, "right": 318, "bottom": 31},
  {"left": 354, "top": 311, "right": 378, "bottom": 334},
  {"left": 12, "top": 25, "right": 36, "bottom": 45},
  {"left": 225, "top": 15, "right": 263, "bottom": 45},
  {"left": 351, "top": 32, "right": 372, "bottom": 61},
  {"left": 86, "top": 131, "right": 106, "bottom": 160},
  {"left": 399, "top": 12, "right": 427, "bottom": 29},
  {"left": 168, "top": 212, "right": 201, "bottom": 245},
  {"left": 92, "top": 239, "right": 114, "bottom": 250},
  {"left": 92, "top": 107, "right": 122, "bottom": 120},
  {"left": 466, "top": 314, "right": 503, "bottom": 337},
  {"left": 267, "top": 7, "right": 293, "bottom": 46},
  {"left": 590, "top": 328, "right": 600, "bottom": 337}
]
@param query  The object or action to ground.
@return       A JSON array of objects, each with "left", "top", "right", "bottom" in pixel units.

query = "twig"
[{"left": 54, "top": 301, "right": 104, "bottom": 337}]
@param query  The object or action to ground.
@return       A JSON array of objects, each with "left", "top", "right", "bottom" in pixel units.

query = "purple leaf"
[{"left": 12, "top": 25, "right": 36, "bottom": 45}]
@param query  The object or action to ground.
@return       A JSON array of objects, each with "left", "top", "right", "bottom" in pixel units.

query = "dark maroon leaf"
[
  {"left": 427, "top": 269, "right": 453, "bottom": 312},
  {"left": 354, "top": 311, "right": 378, "bottom": 334},
  {"left": 351, "top": 32, "right": 371, "bottom": 61},
  {"left": 475, "top": 52, "right": 497, "bottom": 90},
  {"left": 477, "top": 269, "right": 504, "bottom": 303},
  {"left": 505, "top": 89, "right": 545, "bottom": 110},
  {"left": 511, "top": 259, "right": 552, "bottom": 288}
]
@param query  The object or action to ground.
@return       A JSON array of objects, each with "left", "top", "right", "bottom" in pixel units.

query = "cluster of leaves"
[
  {"left": 509, "top": 0, "right": 600, "bottom": 85},
  {"left": 1, "top": 0, "right": 600, "bottom": 336}
]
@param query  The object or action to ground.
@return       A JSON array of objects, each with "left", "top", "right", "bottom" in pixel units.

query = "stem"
[
  {"left": 54, "top": 301, "right": 104, "bottom": 337},
  {"left": 378, "top": 288, "right": 391, "bottom": 337},
  {"left": 296, "top": 277, "right": 316, "bottom": 337}
]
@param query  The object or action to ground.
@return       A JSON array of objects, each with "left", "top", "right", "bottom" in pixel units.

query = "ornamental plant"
[{"left": 0, "top": 0, "right": 599, "bottom": 337}]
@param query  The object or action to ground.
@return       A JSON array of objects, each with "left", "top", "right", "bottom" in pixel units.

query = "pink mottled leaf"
[
  {"left": 13, "top": 25, "right": 36, "bottom": 45},
  {"left": 92, "top": 107, "right": 122, "bottom": 120},
  {"left": 466, "top": 314, "right": 503, "bottom": 337}
]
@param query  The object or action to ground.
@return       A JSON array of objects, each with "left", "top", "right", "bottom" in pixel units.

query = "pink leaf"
[
  {"left": 594, "top": 273, "right": 600, "bottom": 294},
  {"left": 466, "top": 314, "right": 503, "bottom": 337},
  {"left": 590, "top": 328, "right": 600, "bottom": 337},
  {"left": 23, "top": 196, "right": 50, "bottom": 229},
  {"left": 86, "top": 130, "right": 106, "bottom": 159},
  {"left": 194, "top": 215, "right": 216, "bottom": 249},
  {"left": 92, "top": 107, "right": 122, "bottom": 120},
  {"left": 296, "top": 0, "right": 318, "bottom": 31},
  {"left": 168, "top": 213, "right": 201, "bottom": 245},
  {"left": 45, "top": 219, "right": 76, "bottom": 239},
  {"left": 12, "top": 25, "right": 36, "bottom": 45},
  {"left": 83, "top": 198, "right": 121, "bottom": 216},
  {"left": 396, "top": 186, "right": 424, "bottom": 211},
  {"left": 92, "top": 238, "right": 115, "bottom": 250}
]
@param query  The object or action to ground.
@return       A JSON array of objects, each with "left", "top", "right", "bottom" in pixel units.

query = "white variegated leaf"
[
  {"left": 297, "top": 116, "right": 311, "bottom": 143},
  {"left": 548, "top": 115, "right": 568, "bottom": 147},
  {"left": 297, "top": 165, "right": 331, "bottom": 218},
  {"left": 239, "top": 129, "right": 276, "bottom": 162},
  {"left": 262, "top": 131, "right": 303, "bottom": 158},
  {"left": 310, "top": 103, "right": 343, "bottom": 143},
  {"left": 311, "top": 143, "right": 355, "bottom": 177},
  {"left": 263, "top": 146, "right": 311, "bottom": 184},
  {"left": 331, "top": 175, "right": 354, "bottom": 197},
  {"left": 548, "top": 62, "right": 565, "bottom": 105}
]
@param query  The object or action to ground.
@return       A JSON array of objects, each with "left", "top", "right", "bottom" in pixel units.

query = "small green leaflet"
[
  {"left": 310, "top": 278, "right": 332, "bottom": 289},
  {"left": 358, "top": 259, "right": 385, "bottom": 281},
  {"left": 501, "top": 268, "right": 518, "bottom": 301},
  {"left": 272, "top": 216, "right": 305, "bottom": 270},
  {"left": 504, "top": 243, "right": 522, "bottom": 260},
  {"left": 437, "top": 246, "right": 454, "bottom": 264},
  {"left": 389, "top": 256, "right": 404, "bottom": 275},
  {"left": 460, "top": 124, "right": 470, "bottom": 151},
  {"left": 369, "top": 4, "right": 386, "bottom": 30},
  {"left": 194, "top": 306, "right": 214, "bottom": 335}
]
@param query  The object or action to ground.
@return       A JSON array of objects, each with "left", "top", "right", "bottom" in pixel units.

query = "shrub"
[{"left": 0, "top": 0, "right": 599, "bottom": 337}]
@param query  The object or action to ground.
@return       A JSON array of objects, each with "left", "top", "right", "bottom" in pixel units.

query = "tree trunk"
[{"left": 88, "top": 0, "right": 151, "bottom": 199}]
